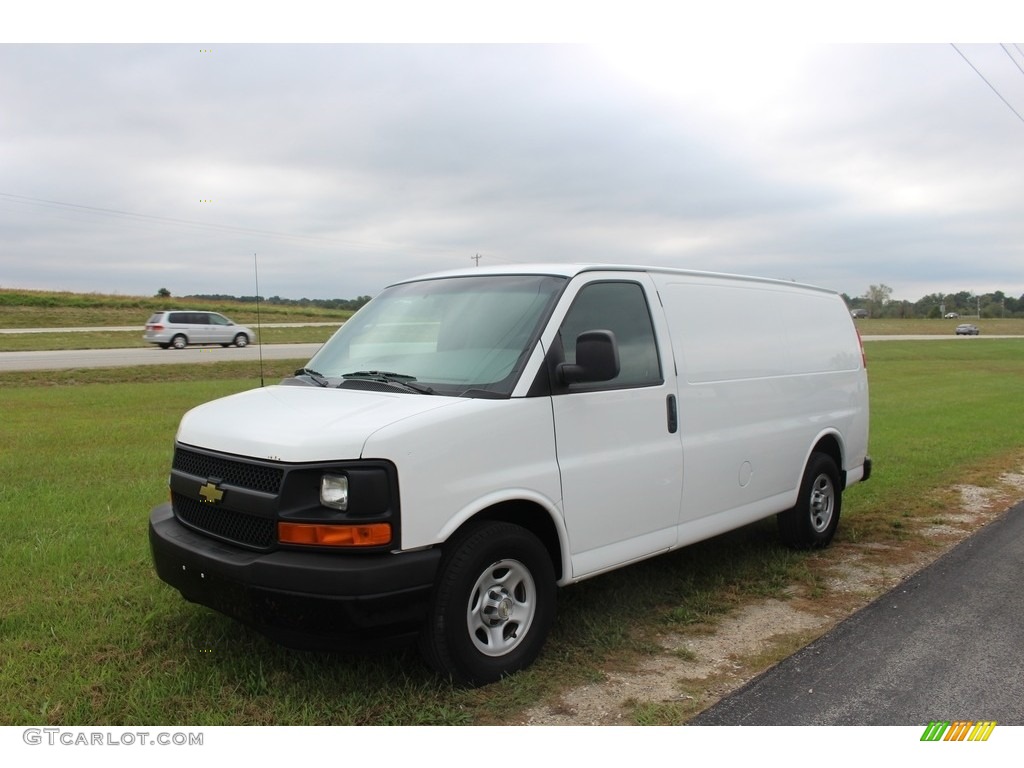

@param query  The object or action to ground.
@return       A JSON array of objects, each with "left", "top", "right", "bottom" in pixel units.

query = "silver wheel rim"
[
  {"left": 467, "top": 558, "right": 537, "bottom": 657},
  {"left": 809, "top": 473, "right": 836, "bottom": 533}
]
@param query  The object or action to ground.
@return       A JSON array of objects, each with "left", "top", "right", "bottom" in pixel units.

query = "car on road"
[
  {"left": 144, "top": 311, "right": 255, "bottom": 349},
  {"left": 955, "top": 323, "right": 980, "bottom": 336},
  {"left": 944, "top": 312, "right": 960, "bottom": 319}
]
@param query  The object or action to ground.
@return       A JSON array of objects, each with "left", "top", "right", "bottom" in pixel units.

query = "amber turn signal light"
[{"left": 278, "top": 522, "right": 391, "bottom": 547}]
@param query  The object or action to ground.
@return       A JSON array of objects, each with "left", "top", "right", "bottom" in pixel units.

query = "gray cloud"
[{"left": 2, "top": 43, "right": 1023, "bottom": 302}]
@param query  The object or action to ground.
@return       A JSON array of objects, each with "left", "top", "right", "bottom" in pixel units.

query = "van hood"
[{"left": 176, "top": 384, "right": 465, "bottom": 463}]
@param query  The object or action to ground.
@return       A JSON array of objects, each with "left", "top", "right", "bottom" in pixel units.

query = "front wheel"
[
  {"left": 233, "top": 333, "right": 249, "bottom": 348},
  {"left": 420, "top": 521, "right": 556, "bottom": 686},
  {"left": 778, "top": 452, "right": 841, "bottom": 549}
]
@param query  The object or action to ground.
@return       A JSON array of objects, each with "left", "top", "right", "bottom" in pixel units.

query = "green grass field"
[
  {"left": 856, "top": 316, "right": 1024, "bottom": 336},
  {"left": 2, "top": 339, "right": 1024, "bottom": 725}
]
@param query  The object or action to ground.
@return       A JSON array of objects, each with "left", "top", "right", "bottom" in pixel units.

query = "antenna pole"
[{"left": 254, "top": 253, "right": 265, "bottom": 387}]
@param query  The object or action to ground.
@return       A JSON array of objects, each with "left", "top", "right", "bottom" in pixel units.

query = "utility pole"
[{"left": 471, "top": 253, "right": 482, "bottom": 267}]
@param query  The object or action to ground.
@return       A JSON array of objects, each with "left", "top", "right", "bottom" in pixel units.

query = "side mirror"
[{"left": 558, "top": 330, "right": 620, "bottom": 385}]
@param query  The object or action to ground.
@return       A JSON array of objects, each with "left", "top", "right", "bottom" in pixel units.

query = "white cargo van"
[{"left": 149, "top": 264, "right": 870, "bottom": 685}]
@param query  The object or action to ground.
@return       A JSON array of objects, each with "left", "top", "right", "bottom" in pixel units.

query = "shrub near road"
[{"left": 1, "top": 340, "right": 1023, "bottom": 724}]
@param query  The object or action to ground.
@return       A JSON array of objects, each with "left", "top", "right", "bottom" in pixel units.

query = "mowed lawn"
[{"left": 2, "top": 339, "right": 1023, "bottom": 725}]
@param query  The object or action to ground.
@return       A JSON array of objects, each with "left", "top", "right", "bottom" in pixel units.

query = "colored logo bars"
[{"left": 921, "top": 721, "right": 997, "bottom": 742}]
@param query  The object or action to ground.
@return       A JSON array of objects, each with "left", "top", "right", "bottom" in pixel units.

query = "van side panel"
[{"left": 652, "top": 274, "right": 869, "bottom": 527}]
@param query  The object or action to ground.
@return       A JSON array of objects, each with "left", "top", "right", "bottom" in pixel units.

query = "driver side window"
[{"left": 559, "top": 281, "right": 662, "bottom": 389}]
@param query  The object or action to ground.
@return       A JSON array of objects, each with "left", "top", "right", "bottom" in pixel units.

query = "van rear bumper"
[{"left": 148, "top": 502, "right": 441, "bottom": 648}]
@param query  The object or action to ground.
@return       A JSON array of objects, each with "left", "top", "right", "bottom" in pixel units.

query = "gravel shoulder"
[{"left": 521, "top": 471, "right": 1024, "bottom": 725}]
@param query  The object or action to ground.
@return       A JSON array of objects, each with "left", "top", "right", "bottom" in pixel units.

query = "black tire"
[
  {"left": 171, "top": 334, "right": 188, "bottom": 350},
  {"left": 778, "top": 452, "right": 841, "bottom": 549},
  {"left": 158, "top": 343, "right": 170, "bottom": 349},
  {"left": 233, "top": 333, "right": 249, "bottom": 348},
  {"left": 420, "top": 520, "right": 556, "bottom": 686}
]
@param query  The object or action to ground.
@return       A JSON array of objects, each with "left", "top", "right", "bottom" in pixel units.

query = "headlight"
[{"left": 320, "top": 474, "right": 349, "bottom": 510}]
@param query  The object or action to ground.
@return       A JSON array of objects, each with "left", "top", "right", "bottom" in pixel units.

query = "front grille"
[
  {"left": 173, "top": 492, "right": 276, "bottom": 550},
  {"left": 173, "top": 447, "right": 283, "bottom": 495}
]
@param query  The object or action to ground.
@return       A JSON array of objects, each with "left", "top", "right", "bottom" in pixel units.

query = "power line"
[
  {"left": 0, "top": 191, "right": 453, "bottom": 254},
  {"left": 951, "top": 44, "right": 1024, "bottom": 128},
  {"left": 0, "top": 191, "right": 330, "bottom": 243}
]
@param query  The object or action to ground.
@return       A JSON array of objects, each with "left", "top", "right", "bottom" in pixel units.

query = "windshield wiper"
[
  {"left": 341, "top": 370, "right": 434, "bottom": 394},
  {"left": 293, "top": 367, "right": 331, "bottom": 387}
]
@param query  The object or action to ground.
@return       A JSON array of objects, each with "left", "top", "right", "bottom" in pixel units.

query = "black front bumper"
[{"left": 149, "top": 502, "right": 441, "bottom": 649}]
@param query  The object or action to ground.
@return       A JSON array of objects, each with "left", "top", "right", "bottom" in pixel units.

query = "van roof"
[{"left": 394, "top": 263, "right": 836, "bottom": 295}]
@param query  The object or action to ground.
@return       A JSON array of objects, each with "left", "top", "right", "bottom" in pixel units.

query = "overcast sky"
[{"left": 3, "top": 29, "right": 1024, "bottom": 302}]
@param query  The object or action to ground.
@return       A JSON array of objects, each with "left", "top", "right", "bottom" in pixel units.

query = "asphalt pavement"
[
  {"left": 2, "top": 332, "right": 1018, "bottom": 372},
  {"left": 0, "top": 323, "right": 340, "bottom": 334},
  {"left": 0, "top": 323, "right": 334, "bottom": 371},
  {"left": 0, "top": 343, "right": 322, "bottom": 371},
  {"left": 690, "top": 500, "right": 1024, "bottom": 725}
]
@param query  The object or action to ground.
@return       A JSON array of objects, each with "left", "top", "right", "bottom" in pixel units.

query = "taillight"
[{"left": 149, "top": 324, "right": 164, "bottom": 332}]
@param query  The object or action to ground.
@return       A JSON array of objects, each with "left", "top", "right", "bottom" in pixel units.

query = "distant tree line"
[
  {"left": 182, "top": 293, "right": 373, "bottom": 311},
  {"left": 844, "top": 284, "right": 1024, "bottom": 319}
]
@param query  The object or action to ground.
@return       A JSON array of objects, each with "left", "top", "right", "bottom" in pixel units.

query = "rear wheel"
[
  {"left": 778, "top": 452, "right": 841, "bottom": 549},
  {"left": 420, "top": 521, "right": 555, "bottom": 686},
  {"left": 171, "top": 334, "right": 187, "bottom": 350}
]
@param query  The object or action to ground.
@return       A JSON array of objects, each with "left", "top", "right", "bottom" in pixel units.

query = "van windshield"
[{"left": 305, "top": 274, "right": 566, "bottom": 397}]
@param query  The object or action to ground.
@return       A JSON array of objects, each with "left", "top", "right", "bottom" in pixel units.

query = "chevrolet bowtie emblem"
[{"left": 198, "top": 481, "right": 224, "bottom": 504}]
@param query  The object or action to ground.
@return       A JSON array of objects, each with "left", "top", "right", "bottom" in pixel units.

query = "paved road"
[
  {"left": 0, "top": 343, "right": 322, "bottom": 371},
  {"left": 690, "top": 501, "right": 1024, "bottom": 725},
  {"left": 3, "top": 333, "right": 1019, "bottom": 372},
  {"left": 0, "top": 323, "right": 340, "bottom": 334}
]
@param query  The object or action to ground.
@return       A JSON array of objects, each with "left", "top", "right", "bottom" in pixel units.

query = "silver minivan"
[{"left": 144, "top": 311, "right": 255, "bottom": 349}]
